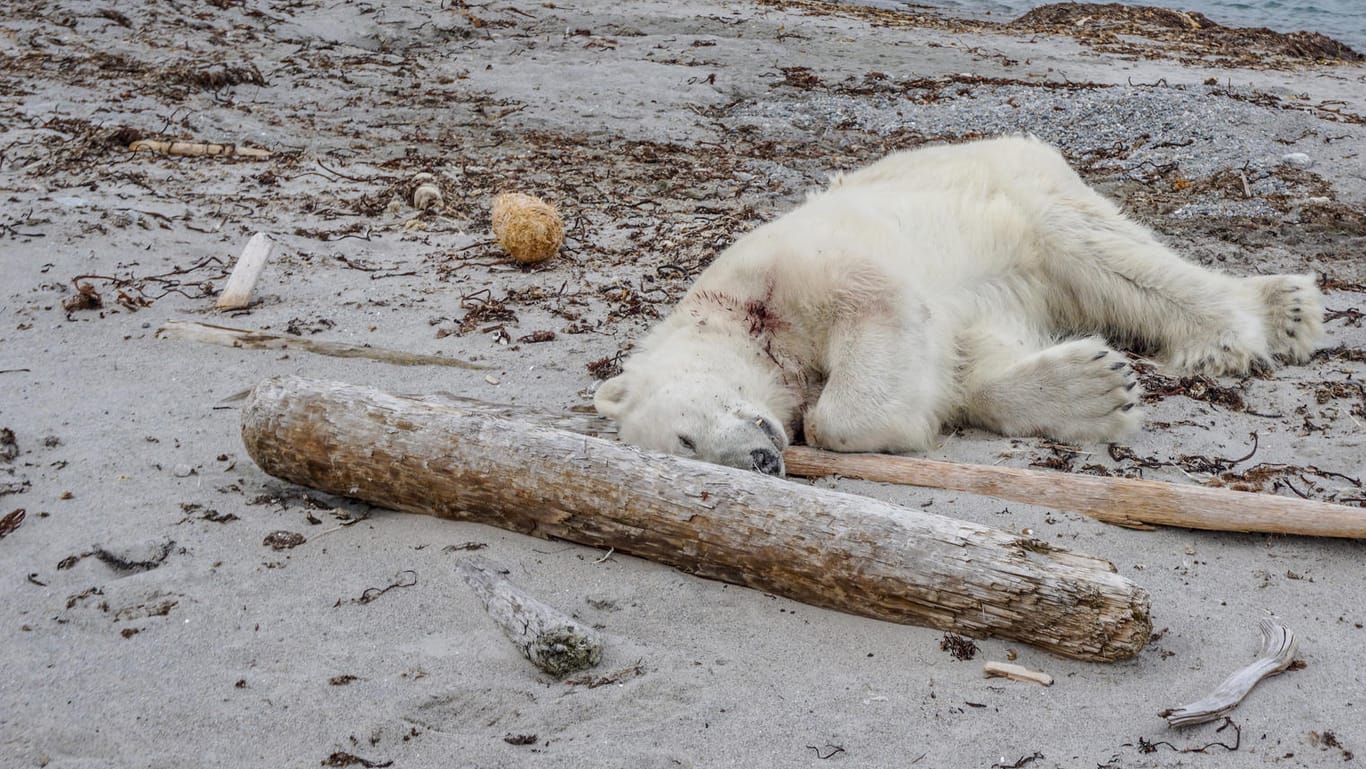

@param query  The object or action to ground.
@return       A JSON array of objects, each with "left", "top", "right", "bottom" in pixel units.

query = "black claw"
[
  {"left": 1092, "top": 351, "right": 1108, "bottom": 360},
  {"left": 1109, "top": 362, "right": 1125, "bottom": 371},
  {"left": 1125, "top": 381, "right": 1137, "bottom": 391},
  {"left": 1121, "top": 403, "right": 1135, "bottom": 412}
]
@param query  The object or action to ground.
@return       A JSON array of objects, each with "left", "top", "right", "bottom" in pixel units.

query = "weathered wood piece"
[
  {"left": 216, "top": 232, "right": 274, "bottom": 310},
  {"left": 783, "top": 447, "right": 1366, "bottom": 539},
  {"left": 983, "top": 660, "right": 1054, "bottom": 686},
  {"left": 240, "top": 376, "right": 1151, "bottom": 662},
  {"left": 1160, "top": 619, "right": 1298, "bottom": 727},
  {"left": 156, "top": 320, "right": 488, "bottom": 369},
  {"left": 129, "top": 138, "right": 271, "bottom": 159},
  {"left": 458, "top": 557, "right": 603, "bottom": 677}
]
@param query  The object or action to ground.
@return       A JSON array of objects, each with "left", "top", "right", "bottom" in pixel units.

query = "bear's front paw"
[
  {"left": 804, "top": 398, "right": 938, "bottom": 454},
  {"left": 1250, "top": 274, "right": 1325, "bottom": 365},
  {"left": 976, "top": 339, "right": 1142, "bottom": 444}
]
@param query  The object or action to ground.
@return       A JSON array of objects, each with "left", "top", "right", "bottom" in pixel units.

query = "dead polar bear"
[{"left": 594, "top": 136, "right": 1325, "bottom": 475}]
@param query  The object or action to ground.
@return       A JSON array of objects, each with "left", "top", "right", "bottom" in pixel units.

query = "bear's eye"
[
  {"left": 677, "top": 435, "right": 696, "bottom": 452},
  {"left": 754, "top": 417, "right": 783, "bottom": 446}
]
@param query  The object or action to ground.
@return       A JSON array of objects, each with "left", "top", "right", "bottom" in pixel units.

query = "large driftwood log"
[
  {"left": 783, "top": 448, "right": 1366, "bottom": 539},
  {"left": 240, "top": 376, "right": 1150, "bottom": 662}
]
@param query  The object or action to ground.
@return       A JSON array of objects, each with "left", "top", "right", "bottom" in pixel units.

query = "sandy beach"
[{"left": 2, "top": 1, "right": 1365, "bottom": 766}]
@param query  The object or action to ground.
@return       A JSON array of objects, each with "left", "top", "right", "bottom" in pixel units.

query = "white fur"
[{"left": 595, "top": 136, "right": 1325, "bottom": 472}]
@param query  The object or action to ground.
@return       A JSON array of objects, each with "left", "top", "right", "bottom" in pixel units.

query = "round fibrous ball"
[{"left": 491, "top": 192, "right": 563, "bottom": 264}]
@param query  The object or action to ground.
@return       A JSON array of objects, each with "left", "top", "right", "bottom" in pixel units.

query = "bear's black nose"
[{"left": 750, "top": 448, "right": 783, "bottom": 476}]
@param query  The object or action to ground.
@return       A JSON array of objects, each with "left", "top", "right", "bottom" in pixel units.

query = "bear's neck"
[{"left": 673, "top": 288, "right": 817, "bottom": 420}]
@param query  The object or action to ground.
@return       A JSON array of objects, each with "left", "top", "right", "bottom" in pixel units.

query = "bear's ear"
[{"left": 593, "top": 375, "right": 631, "bottom": 418}]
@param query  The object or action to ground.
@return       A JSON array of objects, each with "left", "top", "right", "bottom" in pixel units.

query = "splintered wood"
[
  {"left": 240, "top": 376, "right": 1152, "bottom": 662},
  {"left": 984, "top": 661, "right": 1054, "bottom": 686}
]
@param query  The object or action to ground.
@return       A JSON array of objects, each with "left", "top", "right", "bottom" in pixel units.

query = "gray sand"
[{"left": 2, "top": 1, "right": 1364, "bottom": 766}]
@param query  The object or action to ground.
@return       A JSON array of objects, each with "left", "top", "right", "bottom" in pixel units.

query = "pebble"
[
  {"left": 173, "top": 463, "right": 194, "bottom": 477},
  {"left": 1281, "top": 152, "right": 1313, "bottom": 169}
]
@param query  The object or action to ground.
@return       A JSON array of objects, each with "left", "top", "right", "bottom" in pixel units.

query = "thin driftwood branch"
[
  {"left": 1160, "top": 619, "right": 1298, "bottom": 727},
  {"left": 458, "top": 557, "right": 603, "bottom": 677},
  {"left": 240, "top": 376, "right": 1151, "bottom": 662},
  {"left": 783, "top": 447, "right": 1366, "bottom": 539},
  {"left": 156, "top": 320, "right": 488, "bottom": 369}
]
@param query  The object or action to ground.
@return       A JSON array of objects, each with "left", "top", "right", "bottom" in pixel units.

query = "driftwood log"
[
  {"left": 458, "top": 557, "right": 604, "bottom": 677},
  {"left": 241, "top": 376, "right": 1150, "bottom": 662},
  {"left": 784, "top": 447, "right": 1366, "bottom": 539}
]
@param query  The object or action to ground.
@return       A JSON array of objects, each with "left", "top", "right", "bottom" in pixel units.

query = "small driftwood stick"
[
  {"left": 216, "top": 232, "right": 274, "bottom": 310},
  {"left": 783, "top": 447, "right": 1366, "bottom": 539},
  {"left": 129, "top": 139, "right": 271, "bottom": 159},
  {"left": 1160, "top": 619, "right": 1298, "bottom": 727},
  {"left": 241, "top": 376, "right": 1151, "bottom": 662},
  {"left": 984, "top": 660, "right": 1054, "bottom": 686},
  {"left": 458, "top": 557, "right": 603, "bottom": 677},
  {"left": 156, "top": 320, "right": 488, "bottom": 370}
]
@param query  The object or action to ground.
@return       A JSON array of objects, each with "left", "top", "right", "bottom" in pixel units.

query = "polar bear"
[{"left": 594, "top": 136, "right": 1324, "bottom": 474}]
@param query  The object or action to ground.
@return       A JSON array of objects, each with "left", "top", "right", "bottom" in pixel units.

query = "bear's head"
[{"left": 594, "top": 344, "right": 794, "bottom": 475}]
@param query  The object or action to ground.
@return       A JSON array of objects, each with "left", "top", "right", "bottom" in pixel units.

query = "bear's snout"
[{"left": 750, "top": 447, "right": 783, "bottom": 476}]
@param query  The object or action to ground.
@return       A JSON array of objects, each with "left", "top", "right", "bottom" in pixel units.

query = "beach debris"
[
  {"left": 0, "top": 428, "right": 16, "bottom": 462},
  {"left": 216, "top": 232, "right": 275, "bottom": 310},
  {"left": 491, "top": 192, "right": 564, "bottom": 264},
  {"left": 984, "top": 660, "right": 1054, "bottom": 686},
  {"left": 262, "top": 530, "right": 305, "bottom": 550},
  {"left": 0, "top": 509, "right": 25, "bottom": 540},
  {"left": 321, "top": 751, "right": 393, "bottom": 768},
  {"left": 411, "top": 173, "right": 444, "bottom": 210},
  {"left": 564, "top": 660, "right": 645, "bottom": 689},
  {"left": 62, "top": 281, "right": 103, "bottom": 312},
  {"left": 1281, "top": 152, "right": 1314, "bottom": 169},
  {"left": 156, "top": 320, "right": 489, "bottom": 370},
  {"left": 241, "top": 376, "right": 1152, "bottom": 662},
  {"left": 782, "top": 445, "right": 1366, "bottom": 539},
  {"left": 93, "top": 538, "right": 175, "bottom": 572},
  {"left": 1160, "top": 619, "right": 1298, "bottom": 727},
  {"left": 458, "top": 557, "right": 604, "bottom": 677},
  {"left": 940, "top": 632, "right": 979, "bottom": 660},
  {"left": 128, "top": 139, "right": 271, "bottom": 160}
]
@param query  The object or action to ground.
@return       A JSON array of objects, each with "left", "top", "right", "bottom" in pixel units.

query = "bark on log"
[
  {"left": 240, "top": 376, "right": 1151, "bottom": 662},
  {"left": 784, "top": 447, "right": 1366, "bottom": 539},
  {"left": 458, "top": 557, "right": 604, "bottom": 677}
]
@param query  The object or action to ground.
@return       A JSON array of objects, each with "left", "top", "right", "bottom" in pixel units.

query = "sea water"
[{"left": 925, "top": 0, "right": 1366, "bottom": 52}]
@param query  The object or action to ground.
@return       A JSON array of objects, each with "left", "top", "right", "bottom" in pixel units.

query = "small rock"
[
  {"left": 172, "top": 463, "right": 194, "bottom": 478},
  {"left": 1281, "top": 152, "right": 1313, "bottom": 169},
  {"left": 263, "top": 530, "right": 306, "bottom": 550}
]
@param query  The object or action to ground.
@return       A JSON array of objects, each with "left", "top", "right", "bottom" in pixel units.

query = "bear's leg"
[
  {"left": 959, "top": 322, "right": 1142, "bottom": 444},
  {"left": 1039, "top": 196, "right": 1323, "bottom": 375},
  {"left": 803, "top": 309, "right": 952, "bottom": 453}
]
